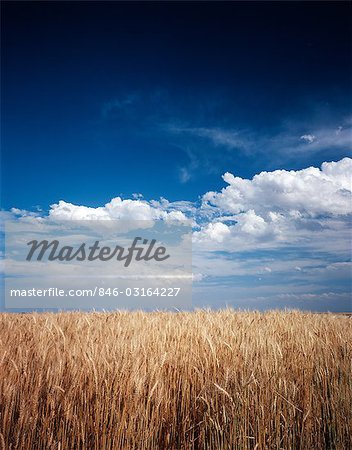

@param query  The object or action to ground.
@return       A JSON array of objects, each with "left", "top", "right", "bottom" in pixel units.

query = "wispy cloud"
[
  {"left": 166, "top": 117, "right": 352, "bottom": 178},
  {"left": 101, "top": 94, "right": 139, "bottom": 118},
  {"left": 171, "top": 121, "right": 351, "bottom": 155},
  {"left": 179, "top": 167, "right": 191, "bottom": 183},
  {"left": 291, "top": 123, "right": 352, "bottom": 154},
  {"left": 170, "top": 126, "right": 251, "bottom": 152}
]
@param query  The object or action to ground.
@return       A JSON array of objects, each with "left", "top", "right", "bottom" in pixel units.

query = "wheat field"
[{"left": 0, "top": 310, "right": 351, "bottom": 450}]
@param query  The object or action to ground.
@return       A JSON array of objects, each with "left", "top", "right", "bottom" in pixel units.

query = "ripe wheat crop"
[{"left": 0, "top": 310, "right": 351, "bottom": 449}]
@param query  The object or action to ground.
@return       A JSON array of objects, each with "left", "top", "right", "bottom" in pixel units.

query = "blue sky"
[{"left": 1, "top": 2, "right": 351, "bottom": 311}]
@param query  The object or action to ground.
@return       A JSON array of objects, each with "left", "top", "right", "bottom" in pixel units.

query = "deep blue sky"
[{"left": 1, "top": 1, "right": 351, "bottom": 211}]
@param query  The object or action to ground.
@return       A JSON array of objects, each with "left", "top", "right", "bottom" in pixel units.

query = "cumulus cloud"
[
  {"left": 195, "top": 222, "right": 231, "bottom": 243},
  {"left": 202, "top": 158, "right": 352, "bottom": 217},
  {"left": 193, "top": 158, "right": 352, "bottom": 257},
  {"left": 49, "top": 197, "right": 188, "bottom": 222}
]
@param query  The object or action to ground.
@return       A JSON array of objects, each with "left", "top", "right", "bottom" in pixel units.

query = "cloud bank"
[{"left": 8, "top": 157, "right": 352, "bottom": 310}]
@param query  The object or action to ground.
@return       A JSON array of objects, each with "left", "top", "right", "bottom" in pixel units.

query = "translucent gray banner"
[{"left": 4, "top": 219, "right": 192, "bottom": 310}]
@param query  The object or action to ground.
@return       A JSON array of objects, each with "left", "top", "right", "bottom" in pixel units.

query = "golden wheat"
[{"left": 0, "top": 310, "right": 351, "bottom": 449}]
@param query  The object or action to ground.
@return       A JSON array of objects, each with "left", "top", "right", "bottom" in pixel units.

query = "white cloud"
[
  {"left": 202, "top": 157, "right": 352, "bottom": 217},
  {"left": 49, "top": 197, "right": 188, "bottom": 222},
  {"left": 233, "top": 210, "right": 269, "bottom": 236},
  {"left": 300, "top": 134, "right": 316, "bottom": 144},
  {"left": 11, "top": 208, "right": 41, "bottom": 218},
  {"left": 194, "top": 222, "right": 231, "bottom": 243}
]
